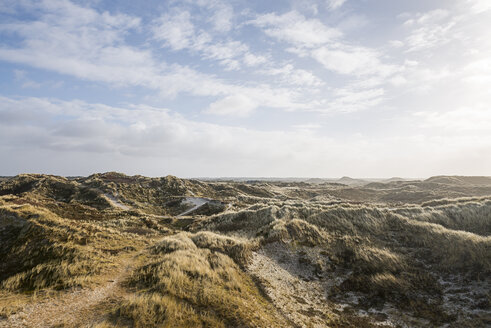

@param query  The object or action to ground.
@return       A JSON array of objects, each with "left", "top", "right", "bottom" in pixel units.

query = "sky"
[{"left": 0, "top": 0, "right": 490, "bottom": 178}]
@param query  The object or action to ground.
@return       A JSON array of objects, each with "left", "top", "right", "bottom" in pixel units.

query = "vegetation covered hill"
[{"left": 0, "top": 173, "right": 490, "bottom": 327}]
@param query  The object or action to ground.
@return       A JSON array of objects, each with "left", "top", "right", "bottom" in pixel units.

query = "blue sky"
[{"left": 0, "top": 0, "right": 490, "bottom": 177}]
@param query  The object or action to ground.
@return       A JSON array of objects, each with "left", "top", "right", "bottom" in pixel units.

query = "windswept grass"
[
  {"left": 103, "top": 232, "right": 288, "bottom": 328},
  {"left": 192, "top": 205, "right": 281, "bottom": 235},
  {"left": 1, "top": 174, "right": 489, "bottom": 327},
  {"left": 397, "top": 198, "right": 491, "bottom": 235},
  {"left": 202, "top": 197, "right": 490, "bottom": 325},
  {"left": 265, "top": 218, "right": 328, "bottom": 246},
  {"left": 0, "top": 202, "right": 140, "bottom": 291}
]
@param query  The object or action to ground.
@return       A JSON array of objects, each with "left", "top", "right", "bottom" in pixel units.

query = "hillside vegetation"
[{"left": 0, "top": 173, "right": 490, "bottom": 327}]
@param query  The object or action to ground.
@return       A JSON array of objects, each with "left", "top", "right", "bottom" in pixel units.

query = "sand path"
[{"left": 0, "top": 254, "right": 138, "bottom": 328}]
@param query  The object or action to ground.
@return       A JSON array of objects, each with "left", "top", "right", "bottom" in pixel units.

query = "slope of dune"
[{"left": 0, "top": 173, "right": 490, "bottom": 328}]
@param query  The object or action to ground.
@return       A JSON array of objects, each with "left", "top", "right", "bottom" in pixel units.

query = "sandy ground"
[
  {"left": 0, "top": 254, "right": 138, "bottom": 328},
  {"left": 247, "top": 243, "right": 336, "bottom": 328},
  {"left": 104, "top": 193, "right": 129, "bottom": 210},
  {"left": 177, "top": 197, "right": 210, "bottom": 216}
]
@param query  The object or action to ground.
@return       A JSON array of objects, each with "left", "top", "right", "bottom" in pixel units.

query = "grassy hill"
[{"left": 0, "top": 173, "right": 490, "bottom": 327}]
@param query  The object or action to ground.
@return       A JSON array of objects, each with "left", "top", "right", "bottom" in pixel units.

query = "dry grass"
[
  {"left": 192, "top": 205, "right": 280, "bottom": 235},
  {"left": 206, "top": 197, "right": 490, "bottom": 325},
  {"left": 190, "top": 231, "right": 255, "bottom": 266},
  {"left": 1, "top": 173, "right": 490, "bottom": 327},
  {"left": 398, "top": 198, "right": 491, "bottom": 235},
  {"left": 265, "top": 218, "right": 328, "bottom": 246},
  {"left": 0, "top": 202, "right": 141, "bottom": 292},
  {"left": 101, "top": 232, "right": 288, "bottom": 327}
]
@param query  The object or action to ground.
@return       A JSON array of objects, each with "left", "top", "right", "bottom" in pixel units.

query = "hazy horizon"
[
  {"left": 1, "top": 0, "right": 490, "bottom": 177},
  {"left": 2, "top": 171, "right": 483, "bottom": 181}
]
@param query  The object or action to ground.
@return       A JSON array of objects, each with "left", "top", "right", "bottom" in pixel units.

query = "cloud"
[
  {"left": 260, "top": 64, "right": 324, "bottom": 86},
  {"left": 403, "top": 9, "right": 456, "bottom": 52},
  {"left": 243, "top": 53, "right": 268, "bottom": 66},
  {"left": 0, "top": 0, "right": 490, "bottom": 177},
  {"left": 323, "top": 87, "right": 385, "bottom": 113},
  {"left": 326, "top": 0, "right": 347, "bottom": 11},
  {"left": 389, "top": 40, "right": 404, "bottom": 48},
  {"left": 205, "top": 94, "right": 257, "bottom": 116},
  {"left": 0, "top": 95, "right": 323, "bottom": 163},
  {"left": 249, "top": 9, "right": 398, "bottom": 114},
  {"left": 207, "top": 1, "right": 234, "bottom": 32},
  {"left": 13, "top": 69, "right": 41, "bottom": 88},
  {"left": 466, "top": 0, "right": 491, "bottom": 14},
  {"left": 251, "top": 11, "right": 341, "bottom": 47},
  {"left": 0, "top": 1, "right": 318, "bottom": 113},
  {"left": 0, "top": 1, "right": 246, "bottom": 97},
  {"left": 311, "top": 45, "right": 396, "bottom": 77},
  {"left": 0, "top": 1, "right": 170, "bottom": 90},
  {"left": 415, "top": 106, "right": 491, "bottom": 131},
  {"left": 393, "top": 1, "right": 491, "bottom": 101},
  {"left": 152, "top": 10, "right": 195, "bottom": 50},
  {"left": 252, "top": 10, "right": 398, "bottom": 81},
  {"left": 180, "top": 0, "right": 235, "bottom": 32},
  {"left": 2, "top": 95, "right": 490, "bottom": 177},
  {"left": 152, "top": 8, "right": 264, "bottom": 71}
]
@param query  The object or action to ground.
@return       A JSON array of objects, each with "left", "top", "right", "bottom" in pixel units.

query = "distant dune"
[{"left": 425, "top": 175, "right": 491, "bottom": 185}]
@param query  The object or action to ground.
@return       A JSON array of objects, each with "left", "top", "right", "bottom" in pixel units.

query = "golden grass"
[
  {"left": 195, "top": 198, "right": 489, "bottom": 325},
  {"left": 0, "top": 202, "right": 142, "bottom": 291},
  {"left": 102, "top": 232, "right": 288, "bottom": 327},
  {"left": 1, "top": 173, "right": 490, "bottom": 327},
  {"left": 265, "top": 218, "right": 328, "bottom": 246}
]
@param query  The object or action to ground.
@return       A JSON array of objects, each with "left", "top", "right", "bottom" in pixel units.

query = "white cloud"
[
  {"left": 415, "top": 106, "right": 491, "bottom": 131},
  {"left": 152, "top": 9, "right": 267, "bottom": 71},
  {"left": 251, "top": 11, "right": 341, "bottom": 47},
  {"left": 181, "top": 0, "right": 234, "bottom": 32},
  {"left": 0, "top": 1, "right": 169, "bottom": 90},
  {"left": 252, "top": 10, "right": 398, "bottom": 80},
  {"left": 389, "top": 75, "right": 407, "bottom": 87},
  {"left": 325, "top": 87, "right": 385, "bottom": 113},
  {"left": 0, "top": 1, "right": 317, "bottom": 113},
  {"left": 261, "top": 64, "right": 324, "bottom": 86},
  {"left": 311, "top": 45, "right": 396, "bottom": 76},
  {"left": 201, "top": 40, "right": 248, "bottom": 62},
  {"left": 462, "top": 58, "right": 491, "bottom": 84},
  {"left": 404, "top": 10, "right": 456, "bottom": 52},
  {"left": 13, "top": 69, "right": 41, "bottom": 88},
  {"left": 292, "top": 123, "right": 322, "bottom": 131},
  {"left": 208, "top": 1, "right": 234, "bottom": 32},
  {"left": 205, "top": 94, "right": 257, "bottom": 116},
  {"left": 1, "top": 0, "right": 491, "bottom": 177},
  {"left": 393, "top": 2, "right": 491, "bottom": 103},
  {"left": 2, "top": 96, "right": 490, "bottom": 177},
  {"left": 466, "top": 0, "right": 491, "bottom": 14},
  {"left": 243, "top": 53, "right": 268, "bottom": 66},
  {"left": 153, "top": 10, "right": 195, "bottom": 50},
  {"left": 326, "top": 0, "right": 347, "bottom": 11},
  {"left": 389, "top": 40, "right": 404, "bottom": 48}
]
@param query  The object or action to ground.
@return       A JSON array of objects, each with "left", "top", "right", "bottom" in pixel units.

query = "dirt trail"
[
  {"left": 0, "top": 254, "right": 138, "bottom": 328},
  {"left": 247, "top": 244, "right": 333, "bottom": 328}
]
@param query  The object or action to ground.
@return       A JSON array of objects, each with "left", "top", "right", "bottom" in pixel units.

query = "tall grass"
[
  {"left": 107, "top": 232, "right": 288, "bottom": 327},
  {"left": 196, "top": 197, "right": 490, "bottom": 325},
  {"left": 0, "top": 203, "right": 139, "bottom": 291}
]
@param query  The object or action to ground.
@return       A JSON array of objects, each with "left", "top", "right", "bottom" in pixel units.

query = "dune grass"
[
  {"left": 1, "top": 174, "right": 489, "bottom": 327},
  {"left": 0, "top": 202, "right": 141, "bottom": 291},
  {"left": 101, "top": 232, "right": 288, "bottom": 328},
  {"left": 196, "top": 198, "right": 490, "bottom": 325}
]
